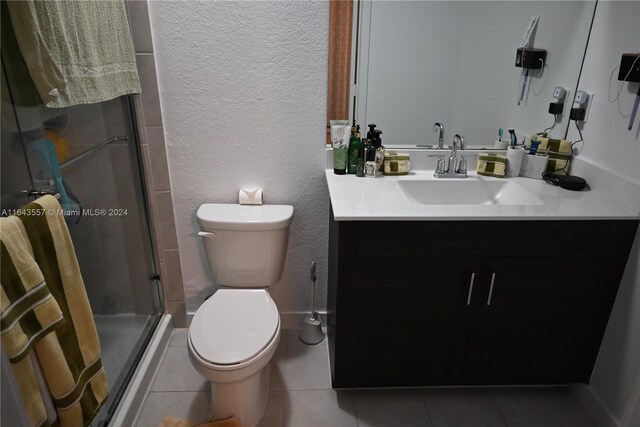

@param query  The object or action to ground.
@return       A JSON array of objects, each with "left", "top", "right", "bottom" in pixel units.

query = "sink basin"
[{"left": 398, "top": 179, "right": 544, "bottom": 206}]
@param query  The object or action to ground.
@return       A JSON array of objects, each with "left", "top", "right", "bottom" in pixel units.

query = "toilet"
[{"left": 188, "top": 203, "right": 294, "bottom": 427}]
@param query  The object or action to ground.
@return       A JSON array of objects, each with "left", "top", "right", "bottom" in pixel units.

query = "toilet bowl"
[
  {"left": 188, "top": 289, "right": 280, "bottom": 425},
  {"left": 188, "top": 204, "right": 293, "bottom": 427}
]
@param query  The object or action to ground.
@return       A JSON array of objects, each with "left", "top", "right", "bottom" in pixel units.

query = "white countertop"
[{"left": 326, "top": 169, "right": 639, "bottom": 221}]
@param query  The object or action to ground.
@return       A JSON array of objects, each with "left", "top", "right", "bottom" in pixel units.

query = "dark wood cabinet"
[
  {"left": 463, "top": 257, "right": 620, "bottom": 385},
  {"left": 338, "top": 257, "right": 479, "bottom": 387},
  {"left": 327, "top": 209, "right": 638, "bottom": 388}
]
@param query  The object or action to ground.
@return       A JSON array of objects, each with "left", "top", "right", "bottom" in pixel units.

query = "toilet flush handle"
[{"left": 198, "top": 231, "right": 216, "bottom": 240}]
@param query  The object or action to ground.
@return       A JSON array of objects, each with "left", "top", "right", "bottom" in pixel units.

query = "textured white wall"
[
  {"left": 566, "top": 1, "right": 640, "bottom": 425},
  {"left": 148, "top": 1, "right": 330, "bottom": 315}
]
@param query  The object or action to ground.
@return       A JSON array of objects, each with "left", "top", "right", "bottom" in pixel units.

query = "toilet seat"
[{"left": 189, "top": 289, "right": 279, "bottom": 366}]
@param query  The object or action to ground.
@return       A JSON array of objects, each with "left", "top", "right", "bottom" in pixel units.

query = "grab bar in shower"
[
  {"left": 60, "top": 136, "right": 128, "bottom": 169},
  {"left": 23, "top": 189, "right": 61, "bottom": 199}
]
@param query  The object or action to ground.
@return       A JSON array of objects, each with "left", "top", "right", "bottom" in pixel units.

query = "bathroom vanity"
[{"left": 326, "top": 169, "right": 639, "bottom": 388}]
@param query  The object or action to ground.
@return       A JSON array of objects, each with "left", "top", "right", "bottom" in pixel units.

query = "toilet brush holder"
[
  {"left": 300, "top": 261, "right": 325, "bottom": 345},
  {"left": 300, "top": 312, "right": 324, "bottom": 345}
]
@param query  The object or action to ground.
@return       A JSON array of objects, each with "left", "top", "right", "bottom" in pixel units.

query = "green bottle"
[{"left": 347, "top": 125, "right": 363, "bottom": 174}]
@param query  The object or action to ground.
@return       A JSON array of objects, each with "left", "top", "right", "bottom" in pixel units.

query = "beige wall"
[{"left": 127, "top": 0, "right": 187, "bottom": 327}]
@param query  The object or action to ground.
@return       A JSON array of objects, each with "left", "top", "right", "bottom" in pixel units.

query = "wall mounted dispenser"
[
  {"left": 617, "top": 53, "right": 640, "bottom": 131},
  {"left": 515, "top": 47, "right": 547, "bottom": 105},
  {"left": 618, "top": 53, "right": 640, "bottom": 83},
  {"left": 515, "top": 48, "right": 547, "bottom": 69}
]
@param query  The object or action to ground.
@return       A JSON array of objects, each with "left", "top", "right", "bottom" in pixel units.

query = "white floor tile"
[
  {"left": 133, "top": 329, "right": 598, "bottom": 427},
  {"left": 354, "top": 389, "right": 432, "bottom": 427},
  {"left": 268, "top": 330, "right": 331, "bottom": 391},
  {"left": 257, "top": 390, "right": 286, "bottom": 427},
  {"left": 491, "top": 387, "right": 598, "bottom": 427},
  {"left": 151, "top": 345, "right": 208, "bottom": 392},
  {"left": 263, "top": 389, "right": 357, "bottom": 427},
  {"left": 423, "top": 388, "right": 507, "bottom": 427},
  {"left": 135, "top": 391, "right": 209, "bottom": 427},
  {"left": 169, "top": 328, "right": 188, "bottom": 346}
]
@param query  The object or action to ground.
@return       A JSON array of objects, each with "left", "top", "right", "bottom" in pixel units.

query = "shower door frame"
[{"left": 1, "top": 53, "right": 166, "bottom": 425}]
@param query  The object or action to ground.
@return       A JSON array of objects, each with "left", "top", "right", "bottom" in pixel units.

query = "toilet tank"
[{"left": 196, "top": 204, "right": 294, "bottom": 288}]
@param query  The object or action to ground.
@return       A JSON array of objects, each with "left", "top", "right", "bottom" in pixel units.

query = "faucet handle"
[
  {"left": 457, "top": 156, "right": 468, "bottom": 174},
  {"left": 428, "top": 155, "right": 446, "bottom": 174},
  {"left": 437, "top": 158, "right": 447, "bottom": 174}
]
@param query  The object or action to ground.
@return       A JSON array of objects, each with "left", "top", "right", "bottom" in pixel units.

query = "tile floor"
[{"left": 134, "top": 329, "right": 598, "bottom": 427}]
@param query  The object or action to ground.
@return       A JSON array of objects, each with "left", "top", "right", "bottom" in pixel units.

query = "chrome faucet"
[
  {"left": 434, "top": 134, "right": 467, "bottom": 178},
  {"left": 433, "top": 122, "right": 445, "bottom": 149},
  {"left": 453, "top": 134, "right": 467, "bottom": 174}
]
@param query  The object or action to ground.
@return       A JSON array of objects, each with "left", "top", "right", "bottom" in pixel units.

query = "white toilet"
[{"left": 188, "top": 203, "right": 293, "bottom": 427}]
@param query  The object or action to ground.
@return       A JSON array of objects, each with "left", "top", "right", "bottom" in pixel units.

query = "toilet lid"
[
  {"left": 197, "top": 204, "right": 294, "bottom": 231},
  {"left": 189, "top": 289, "right": 279, "bottom": 365}
]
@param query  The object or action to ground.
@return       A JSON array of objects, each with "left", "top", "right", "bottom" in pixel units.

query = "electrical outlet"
[
  {"left": 574, "top": 90, "right": 590, "bottom": 105},
  {"left": 573, "top": 91, "right": 593, "bottom": 123},
  {"left": 549, "top": 88, "right": 570, "bottom": 116},
  {"left": 553, "top": 86, "right": 567, "bottom": 102}
]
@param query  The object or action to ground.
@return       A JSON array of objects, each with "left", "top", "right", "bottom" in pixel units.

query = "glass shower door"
[{"left": 1, "top": 10, "right": 163, "bottom": 425}]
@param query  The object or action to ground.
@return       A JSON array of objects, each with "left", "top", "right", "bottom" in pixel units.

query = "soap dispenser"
[
  {"left": 366, "top": 123, "right": 377, "bottom": 161},
  {"left": 366, "top": 123, "right": 377, "bottom": 141},
  {"left": 347, "top": 125, "right": 363, "bottom": 174},
  {"left": 373, "top": 129, "right": 385, "bottom": 172}
]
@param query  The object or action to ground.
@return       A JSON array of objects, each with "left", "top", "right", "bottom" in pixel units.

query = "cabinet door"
[
  {"left": 463, "top": 257, "right": 620, "bottom": 385},
  {"left": 338, "top": 257, "right": 480, "bottom": 387}
]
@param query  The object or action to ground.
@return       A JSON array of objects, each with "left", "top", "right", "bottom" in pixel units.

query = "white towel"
[{"left": 7, "top": 0, "right": 141, "bottom": 108}]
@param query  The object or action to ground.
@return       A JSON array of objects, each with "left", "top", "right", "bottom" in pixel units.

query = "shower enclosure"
[{"left": 1, "top": 5, "right": 164, "bottom": 425}]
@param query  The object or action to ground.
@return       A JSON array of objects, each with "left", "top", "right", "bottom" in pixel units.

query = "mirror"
[{"left": 350, "top": 0, "right": 597, "bottom": 148}]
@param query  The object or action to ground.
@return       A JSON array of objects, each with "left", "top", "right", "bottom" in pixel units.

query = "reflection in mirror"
[{"left": 350, "top": 1, "right": 597, "bottom": 148}]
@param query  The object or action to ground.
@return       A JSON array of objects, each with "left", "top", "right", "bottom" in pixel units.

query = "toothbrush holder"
[
  {"left": 505, "top": 146, "right": 525, "bottom": 177},
  {"left": 495, "top": 140, "right": 509, "bottom": 150},
  {"left": 520, "top": 154, "right": 549, "bottom": 180}
]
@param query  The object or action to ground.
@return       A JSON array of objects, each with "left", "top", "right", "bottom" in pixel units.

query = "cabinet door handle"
[
  {"left": 487, "top": 273, "right": 496, "bottom": 306},
  {"left": 466, "top": 273, "right": 476, "bottom": 306}
]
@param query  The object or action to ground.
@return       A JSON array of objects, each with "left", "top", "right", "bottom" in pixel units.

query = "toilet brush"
[{"left": 300, "top": 261, "right": 324, "bottom": 345}]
